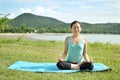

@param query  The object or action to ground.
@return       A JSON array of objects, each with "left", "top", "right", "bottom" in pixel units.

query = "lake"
[{"left": 26, "top": 33, "right": 120, "bottom": 45}]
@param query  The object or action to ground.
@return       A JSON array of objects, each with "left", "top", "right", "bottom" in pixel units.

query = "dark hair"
[
  {"left": 70, "top": 20, "right": 82, "bottom": 28},
  {"left": 80, "top": 62, "right": 93, "bottom": 70}
]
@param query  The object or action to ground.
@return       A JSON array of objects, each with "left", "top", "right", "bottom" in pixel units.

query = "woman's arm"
[
  {"left": 83, "top": 38, "right": 91, "bottom": 62},
  {"left": 58, "top": 36, "right": 68, "bottom": 61}
]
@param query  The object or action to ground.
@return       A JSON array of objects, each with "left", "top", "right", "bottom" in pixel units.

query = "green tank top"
[{"left": 66, "top": 36, "right": 85, "bottom": 63}]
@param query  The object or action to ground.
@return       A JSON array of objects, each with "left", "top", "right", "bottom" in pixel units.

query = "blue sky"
[{"left": 0, "top": 0, "right": 120, "bottom": 23}]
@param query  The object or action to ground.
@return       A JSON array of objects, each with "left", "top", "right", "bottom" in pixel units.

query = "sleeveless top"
[{"left": 66, "top": 36, "right": 85, "bottom": 63}]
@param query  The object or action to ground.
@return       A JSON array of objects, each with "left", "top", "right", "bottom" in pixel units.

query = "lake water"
[{"left": 27, "top": 33, "right": 120, "bottom": 45}]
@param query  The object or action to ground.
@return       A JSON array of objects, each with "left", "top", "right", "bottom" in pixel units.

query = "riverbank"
[
  {"left": 0, "top": 33, "right": 33, "bottom": 39},
  {"left": 0, "top": 33, "right": 120, "bottom": 45},
  {"left": 0, "top": 38, "right": 120, "bottom": 80}
]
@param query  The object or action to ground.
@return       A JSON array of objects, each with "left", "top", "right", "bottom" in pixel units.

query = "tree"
[{"left": 0, "top": 14, "right": 10, "bottom": 32}]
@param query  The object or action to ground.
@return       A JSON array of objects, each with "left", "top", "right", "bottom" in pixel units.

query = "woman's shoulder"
[
  {"left": 64, "top": 36, "right": 71, "bottom": 42},
  {"left": 63, "top": 36, "right": 70, "bottom": 44},
  {"left": 65, "top": 36, "right": 71, "bottom": 40},
  {"left": 82, "top": 36, "right": 88, "bottom": 43}
]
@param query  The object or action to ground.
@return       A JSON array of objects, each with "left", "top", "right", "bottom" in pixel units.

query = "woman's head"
[
  {"left": 70, "top": 21, "right": 82, "bottom": 34},
  {"left": 71, "top": 21, "right": 82, "bottom": 28}
]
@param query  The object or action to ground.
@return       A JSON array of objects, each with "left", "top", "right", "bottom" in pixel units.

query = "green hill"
[
  {"left": 81, "top": 23, "right": 120, "bottom": 34},
  {"left": 9, "top": 13, "right": 68, "bottom": 28},
  {"left": 8, "top": 13, "right": 120, "bottom": 34}
]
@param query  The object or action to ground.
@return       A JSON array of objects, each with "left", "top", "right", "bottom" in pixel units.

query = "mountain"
[
  {"left": 8, "top": 13, "right": 120, "bottom": 34},
  {"left": 9, "top": 13, "right": 69, "bottom": 28}
]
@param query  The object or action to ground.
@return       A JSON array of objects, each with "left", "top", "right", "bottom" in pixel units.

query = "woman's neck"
[{"left": 72, "top": 33, "right": 80, "bottom": 38}]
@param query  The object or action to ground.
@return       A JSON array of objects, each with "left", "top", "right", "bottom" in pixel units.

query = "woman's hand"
[
  {"left": 58, "top": 58, "right": 64, "bottom": 62},
  {"left": 90, "top": 59, "right": 93, "bottom": 63}
]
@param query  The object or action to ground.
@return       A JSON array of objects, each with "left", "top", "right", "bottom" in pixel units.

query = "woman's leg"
[{"left": 56, "top": 61, "right": 79, "bottom": 70}]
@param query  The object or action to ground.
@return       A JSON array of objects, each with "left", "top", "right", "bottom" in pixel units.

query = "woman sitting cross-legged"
[{"left": 56, "top": 21, "right": 93, "bottom": 70}]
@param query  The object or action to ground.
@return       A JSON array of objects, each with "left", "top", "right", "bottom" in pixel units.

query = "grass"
[{"left": 0, "top": 38, "right": 120, "bottom": 80}]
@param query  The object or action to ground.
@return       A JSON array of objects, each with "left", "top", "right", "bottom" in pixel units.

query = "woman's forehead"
[{"left": 73, "top": 23, "right": 80, "bottom": 27}]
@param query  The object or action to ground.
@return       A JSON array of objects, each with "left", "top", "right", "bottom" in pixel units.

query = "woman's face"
[{"left": 71, "top": 23, "right": 82, "bottom": 34}]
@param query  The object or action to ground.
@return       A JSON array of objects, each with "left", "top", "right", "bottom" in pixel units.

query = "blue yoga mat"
[{"left": 7, "top": 61, "right": 111, "bottom": 73}]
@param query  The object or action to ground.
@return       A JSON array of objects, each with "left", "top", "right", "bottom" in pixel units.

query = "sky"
[{"left": 0, "top": 0, "right": 120, "bottom": 23}]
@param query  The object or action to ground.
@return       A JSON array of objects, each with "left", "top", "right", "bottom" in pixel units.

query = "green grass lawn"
[{"left": 0, "top": 38, "right": 120, "bottom": 80}]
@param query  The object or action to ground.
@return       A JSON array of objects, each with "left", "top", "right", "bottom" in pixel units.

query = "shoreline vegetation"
[{"left": 0, "top": 34, "right": 120, "bottom": 80}]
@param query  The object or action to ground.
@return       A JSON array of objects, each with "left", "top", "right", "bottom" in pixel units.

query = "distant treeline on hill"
[{"left": 1, "top": 13, "right": 120, "bottom": 34}]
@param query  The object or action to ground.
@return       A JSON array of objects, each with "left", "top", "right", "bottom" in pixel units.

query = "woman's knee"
[
  {"left": 56, "top": 61, "right": 64, "bottom": 69},
  {"left": 56, "top": 61, "right": 71, "bottom": 70}
]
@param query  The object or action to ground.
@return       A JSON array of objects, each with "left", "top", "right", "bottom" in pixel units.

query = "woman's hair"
[{"left": 70, "top": 20, "right": 82, "bottom": 28}]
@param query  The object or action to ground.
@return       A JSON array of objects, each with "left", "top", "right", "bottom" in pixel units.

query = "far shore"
[
  {"left": 0, "top": 33, "right": 34, "bottom": 39},
  {"left": 0, "top": 33, "right": 70, "bottom": 38},
  {"left": 0, "top": 33, "right": 34, "bottom": 35}
]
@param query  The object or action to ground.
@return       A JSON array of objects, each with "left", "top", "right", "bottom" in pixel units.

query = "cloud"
[
  {"left": 8, "top": 8, "right": 33, "bottom": 19},
  {"left": 35, "top": 7, "right": 45, "bottom": 13},
  {"left": 7, "top": 5, "right": 62, "bottom": 19},
  {"left": 106, "top": 3, "right": 120, "bottom": 9},
  {"left": 19, "top": 6, "right": 60, "bottom": 15},
  {"left": 80, "top": 5, "right": 92, "bottom": 9},
  {"left": 13, "top": 0, "right": 38, "bottom": 3},
  {"left": 33, "top": 6, "right": 62, "bottom": 20},
  {"left": 8, "top": 12, "right": 17, "bottom": 19},
  {"left": 20, "top": 8, "right": 32, "bottom": 13},
  {"left": 86, "top": 0, "right": 109, "bottom": 2}
]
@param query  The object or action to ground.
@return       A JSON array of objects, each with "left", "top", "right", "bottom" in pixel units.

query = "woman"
[{"left": 56, "top": 21, "right": 93, "bottom": 70}]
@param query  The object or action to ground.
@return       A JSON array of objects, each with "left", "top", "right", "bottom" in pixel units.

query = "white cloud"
[
  {"left": 8, "top": 8, "right": 33, "bottom": 19},
  {"left": 63, "top": 2, "right": 83, "bottom": 5},
  {"left": 33, "top": 6, "right": 62, "bottom": 21},
  {"left": 86, "top": 0, "right": 109, "bottom": 2},
  {"left": 18, "top": 6, "right": 60, "bottom": 15},
  {"left": 13, "top": 0, "right": 38, "bottom": 3},
  {"left": 35, "top": 6, "right": 45, "bottom": 13},
  {"left": 4, "top": 6, "right": 60, "bottom": 20},
  {"left": 20, "top": 8, "right": 32, "bottom": 13},
  {"left": 8, "top": 13, "right": 16, "bottom": 19},
  {"left": 35, "top": 6, "right": 59, "bottom": 13},
  {"left": 107, "top": 3, "right": 120, "bottom": 9},
  {"left": 80, "top": 5, "right": 92, "bottom": 9},
  {"left": 46, "top": 8, "right": 52, "bottom": 12}
]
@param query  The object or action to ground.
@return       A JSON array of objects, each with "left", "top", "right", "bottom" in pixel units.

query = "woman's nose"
[{"left": 75, "top": 28, "right": 78, "bottom": 30}]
